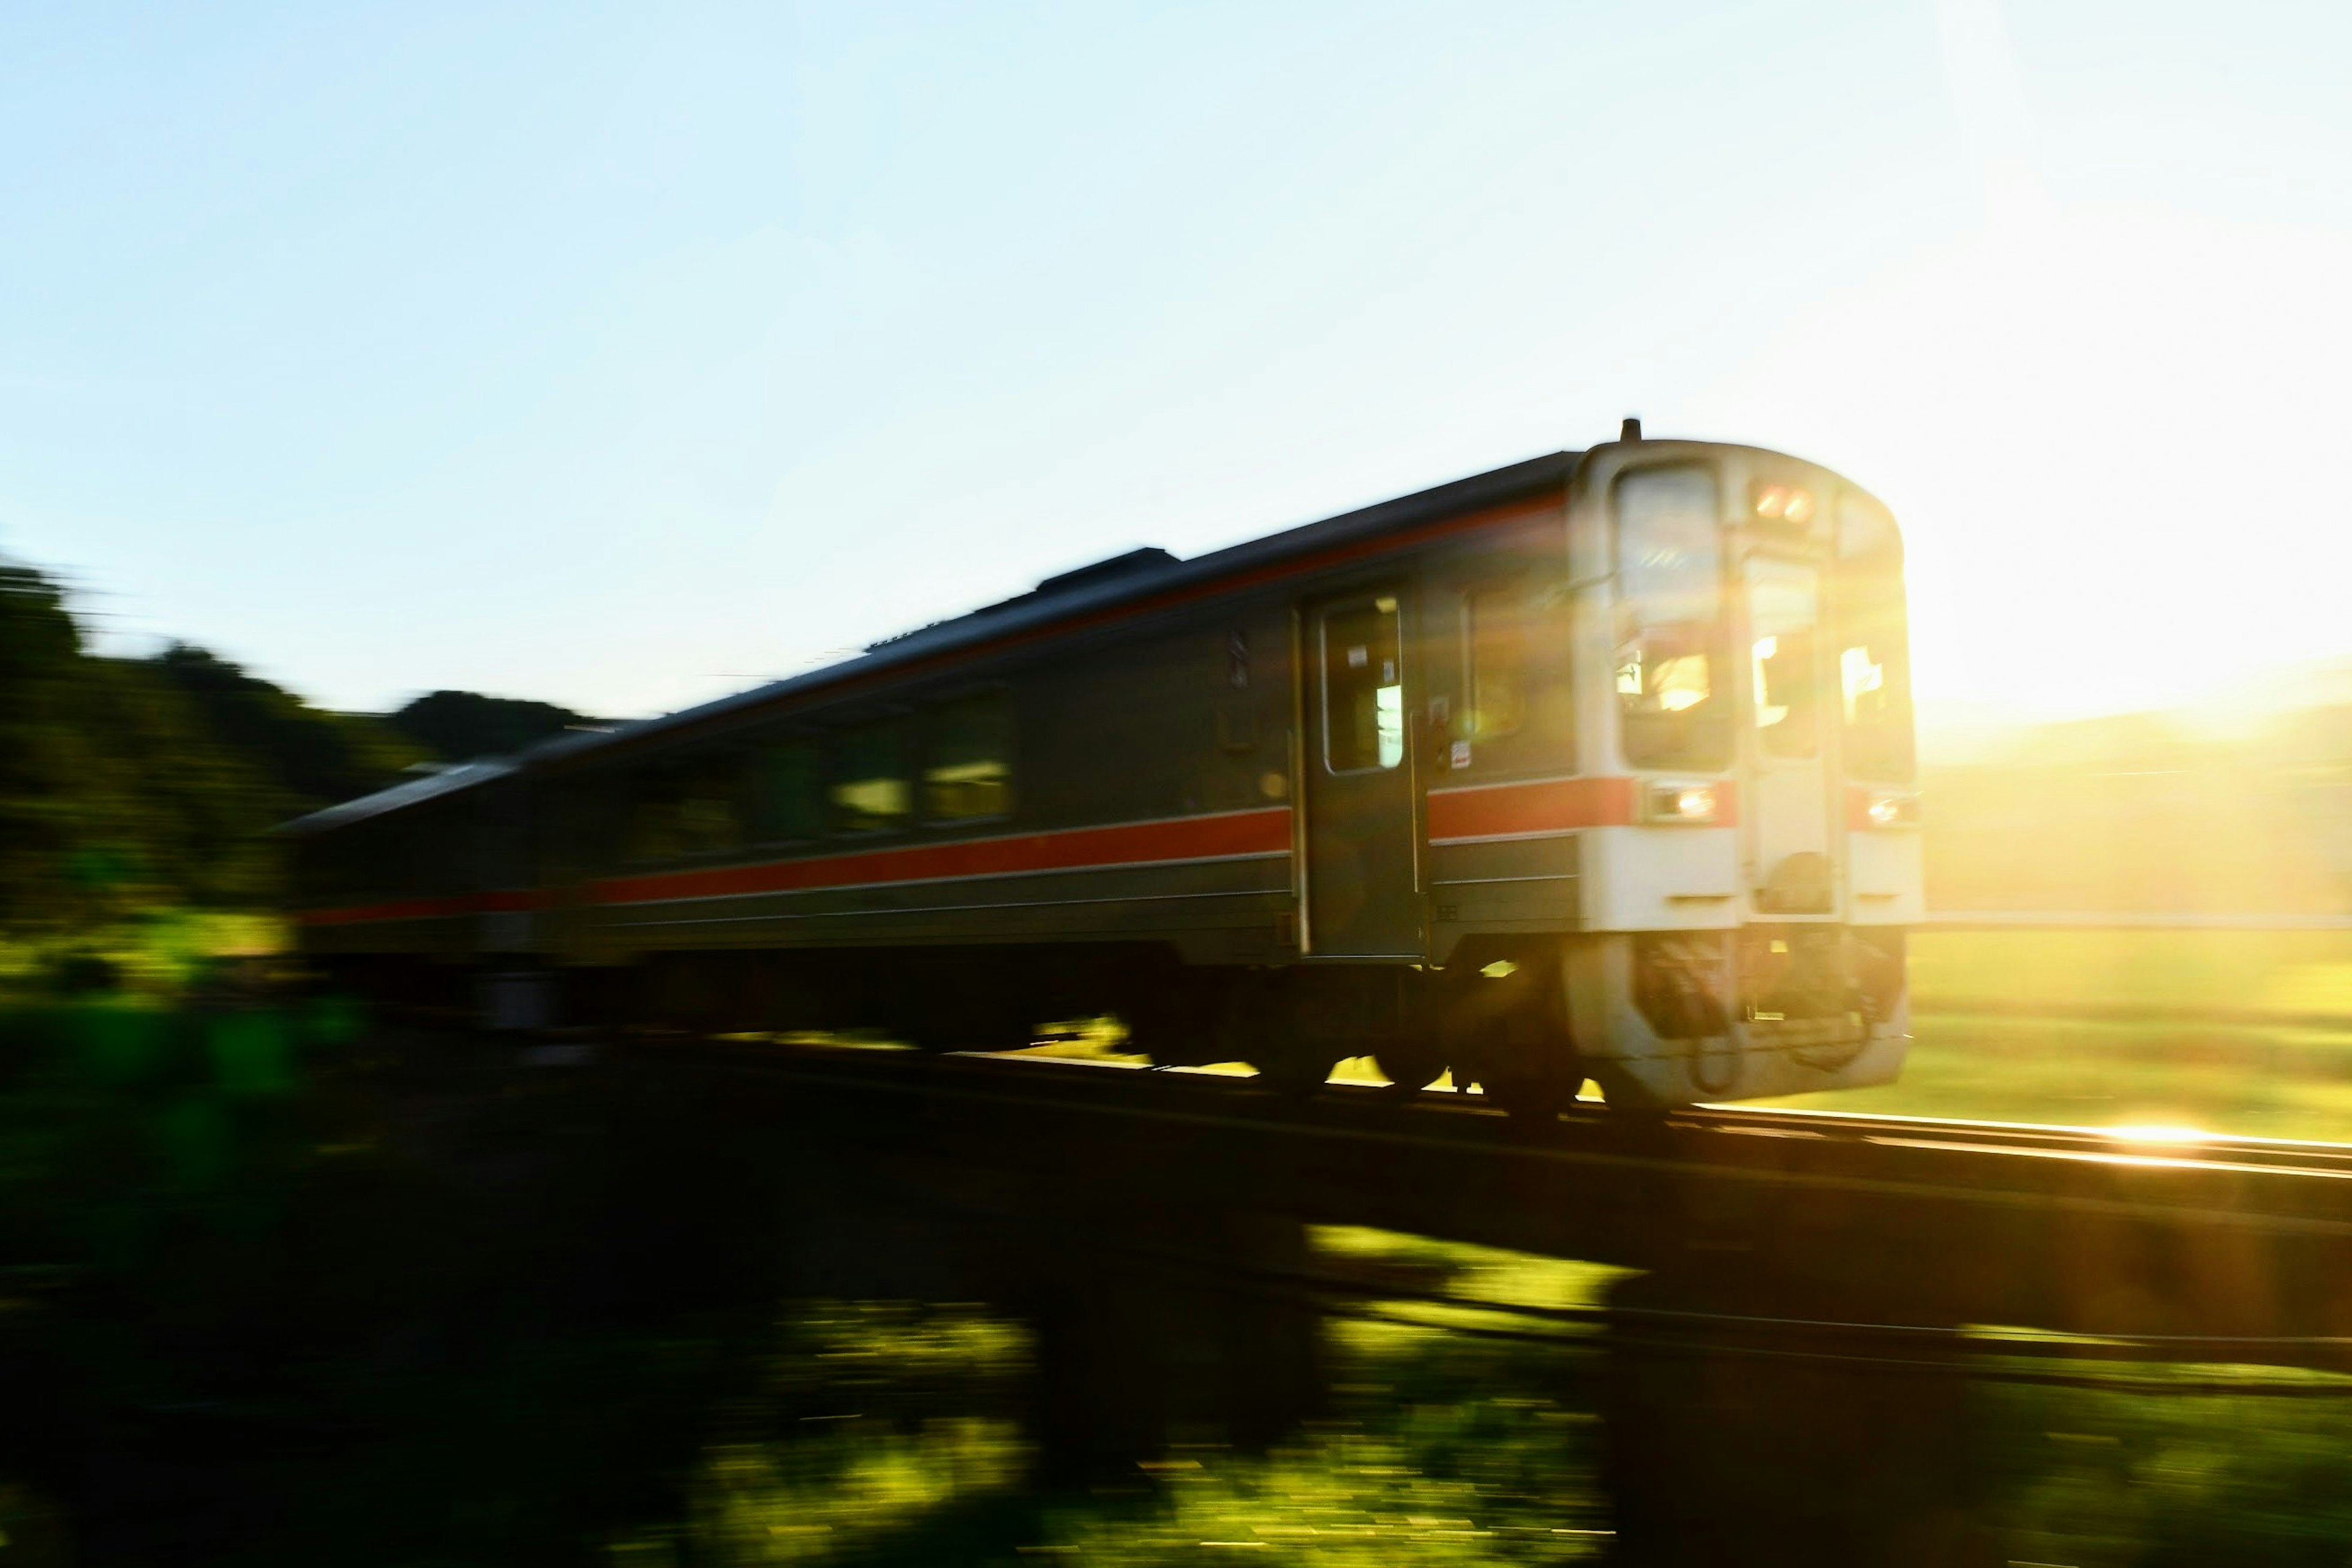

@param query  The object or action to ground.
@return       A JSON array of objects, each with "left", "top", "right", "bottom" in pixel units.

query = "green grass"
[
  {"left": 14, "top": 988, "right": 2352, "bottom": 1562},
  {"left": 1909, "top": 928, "right": 2352, "bottom": 1021},
  {"left": 614, "top": 1238, "right": 1620, "bottom": 1567},
  {"left": 616, "top": 1233, "right": 2352, "bottom": 1567},
  {"left": 1762, "top": 930, "right": 2352, "bottom": 1139},
  {"left": 0, "top": 908, "right": 284, "bottom": 995},
  {"left": 1000, "top": 932, "right": 2352, "bottom": 1139},
  {"left": 16, "top": 927, "right": 2352, "bottom": 1560},
  {"left": 1763, "top": 1013, "right": 2352, "bottom": 1141}
]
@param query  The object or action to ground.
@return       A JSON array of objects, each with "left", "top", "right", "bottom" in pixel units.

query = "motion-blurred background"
[{"left": 7, "top": 2, "right": 2352, "bottom": 1561}]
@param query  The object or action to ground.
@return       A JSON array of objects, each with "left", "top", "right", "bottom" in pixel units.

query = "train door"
[
  {"left": 1302, "top": 590, "right": 1423, "bottom": 956},
  {"left": 1743, "top": 556, "right": 1838, "bottom": 915}
]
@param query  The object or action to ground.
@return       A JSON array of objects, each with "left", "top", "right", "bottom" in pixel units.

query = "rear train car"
[{"left": 284, "top": 428, "right": 1921, "bottom": 1108}]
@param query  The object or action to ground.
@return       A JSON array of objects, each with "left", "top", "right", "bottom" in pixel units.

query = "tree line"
[
  {"left": 0, "top": 560, "right": 601, "bottom": 935},
  {"left": 12, "top": 548, "right": 2349, "bottom": 940}
]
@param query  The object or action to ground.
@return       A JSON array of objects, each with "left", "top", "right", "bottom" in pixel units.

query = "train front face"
[{"left": 1562, "top": 439, "right": 1920, "bottom": 1106}]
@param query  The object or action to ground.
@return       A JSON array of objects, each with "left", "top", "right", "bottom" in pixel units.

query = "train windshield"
[
  {"left": 1749, "top": 565, "right": 1822, "bottom": 759},
  {"left": 1834, "top": 494, "right": 1914, "bottom": 780},
  {"left": 1614, "top": 466, "right": 1732, "bottom": 770}
]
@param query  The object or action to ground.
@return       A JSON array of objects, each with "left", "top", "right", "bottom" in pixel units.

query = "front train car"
[
  {"left": 274, "top": 428, "right": 1915, "bottom": 1114},
  {"left": 1552, "top": 438, "right": 1918, "bottom": 1105}
]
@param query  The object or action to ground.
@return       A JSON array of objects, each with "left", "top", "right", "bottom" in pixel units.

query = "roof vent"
[
  {"left": 1035, "top": 545, "right": 1179, "bottom": 597},
  {"left": 1621, "top": 417, "right": 1642, "bottom": 443}
]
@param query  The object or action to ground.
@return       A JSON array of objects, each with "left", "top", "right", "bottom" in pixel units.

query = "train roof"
[
  {"left": 281, "top": 448, "right": 1584, "bottom": 836},
  {"left": 276, "top": 757, "right": 518, "bottom": 837}
]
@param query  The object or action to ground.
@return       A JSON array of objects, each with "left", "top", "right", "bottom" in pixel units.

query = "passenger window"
[
  {"left": 1615, "top": 466, "right": 1731, "bottom": 770},
  {"left": 925, "top": 692, "right": 1012, "bottom": 821},
  {"left": 1836, "top": 494, "right": 1915, "bottom": 780},
  {"left": 625, "top": 772, "right": 680, "bottom": 862},
  {"left": 1464, "top": 586, "right": 1529, "bottom": 741},
  {"left": 761, "top": 738, "right": 826, "bottom": 842},
  {"left": 1749, "top": 569, "right": 1821, "bottom": 760},
  {"left": 1324, "top": 597, "right": 1404, "bottom": 772},
  {"left": 677, "top": 755, "right": 745, "bottom": 854},
  {"left": 830, "top": 722, "right": 910, "bottom": 834}
]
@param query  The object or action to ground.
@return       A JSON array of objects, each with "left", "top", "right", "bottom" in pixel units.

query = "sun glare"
[
  {"left": 2105, "top": 1123, "right": 2210, "bottom": 1147},
  {"left": 1698, "top": 204, "right": 2352, "bottom": 726}
]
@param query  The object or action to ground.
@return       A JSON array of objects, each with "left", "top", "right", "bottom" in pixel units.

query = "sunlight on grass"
[
  {"left": 636, "top": 1261, "right": 2352, "bottom": 1566},
  {"left": 1004, "top": 1016, "right": 1152, "bottom": 1065},
  {"left": 689, "top": 1417, "right": 1026, "bottom": 1563},
  {"left": 1022, "top": 1430, "right": 1612, "bottom": 1564},
  {"left": 611, "top": 1303, "right": 1033, "bottom": 1564},
  {"left": 0, "top": 909, "right": 287, "bottom": 997},
  {"left": 1760, "top": 1012, "right": 2352, "bottom": 1142},
  {"left": 1910, "top": 929, "right": 2352, "bottom": 1022},
  {"left": 635, "top": 1238, "right": 1624, "bottom": 1566},
  {"left": 1313, "top": 1227, "right": 1630, "bottom": 1316}
]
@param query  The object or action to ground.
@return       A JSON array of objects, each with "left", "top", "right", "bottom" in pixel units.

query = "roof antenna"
[{"left": 1620, "top": 416, "right": 1642, "bottom": 443}]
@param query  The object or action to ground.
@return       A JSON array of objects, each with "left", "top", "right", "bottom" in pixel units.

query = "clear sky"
[{"left": 6, "top": 1, "right": 2348, "bottom": 724}]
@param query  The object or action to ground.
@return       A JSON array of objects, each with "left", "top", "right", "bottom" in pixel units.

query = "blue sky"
[{"left": 6, "top": 1, "right": 2350, "bottom": 722}]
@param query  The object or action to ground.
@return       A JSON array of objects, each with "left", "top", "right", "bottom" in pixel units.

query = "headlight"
[
  {"left": 1857, "top": 790, "right": 1919, "bottom": 829},
  {"left": 1642, "top": 781, "right": 1723, "bottom": 824},
  {"left": 1751, "top": 481, "right": 1817, "bottom": 526}
]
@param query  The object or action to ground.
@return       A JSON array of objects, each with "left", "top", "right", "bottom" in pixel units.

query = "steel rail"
[
  {"left": 642, "top": 1033, "right": 2352, "bottom": 1353},
  {"left": 1677, "top": 1101, "right": 2352, "bottom": 1175},
  {"left": 947, "top": 1044, "right": 2352, "bottom": 1180},
  {"left": 663, "top": 1035, "right": 2352, "bottom": 1221}
]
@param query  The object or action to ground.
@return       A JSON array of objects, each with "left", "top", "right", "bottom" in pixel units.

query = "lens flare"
[{"left": 2106, "top": 1123, "right": 2209, "bottom": 1146}]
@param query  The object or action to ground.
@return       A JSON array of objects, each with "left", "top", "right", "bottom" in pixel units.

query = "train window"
[
  {"left": 830, "top": 722, "right": 910, "bottom": 834},
  {"left": 924, "top": 692, "right": 1012, "bottom": 821},
  {"left": 1836, "top": 494, "right": 1915, "bottom": 780},
  {"left": 1748, "top": 567, "right": 1821, "bottom": 760},
  {"left": 1615, "top": 466, "right": 1732, "bottom": 770},
  {"left": 761, "top": 739, "right": 826, "bottom": 842},
  {"left": 1463, "top": 585, "right": 1529, "bottom": 741},
  {"left": 625, "top": 771, "right": 686, "bottom": 862},
  {"left": 1838, "top": 613, "right": 1913, "bottom": 779},
  {"left": 676, "top": 755, "right": 746, "bottom": 855},
  {"left": 1324, "top": 597, "right": 1404, "bottom": 772}
]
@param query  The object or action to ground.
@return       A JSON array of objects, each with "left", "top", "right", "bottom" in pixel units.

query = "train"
[{"left": 283, "top": 423, "right": 1921, "bottom": 1110}]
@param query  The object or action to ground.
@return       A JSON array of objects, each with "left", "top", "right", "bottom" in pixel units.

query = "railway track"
[
  {"left": 618, "top": 1031, "right": 2352, "bottom": 1355},
  {"left": 1687, "top": 1101, "right": 2352, "bottom": 1178},
  {"left": 671, "top": 1032, "right": 2352, "bottom": 1183}
]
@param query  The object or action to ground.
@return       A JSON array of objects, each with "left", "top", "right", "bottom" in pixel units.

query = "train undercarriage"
[{"left": 320, "top": 925, "right": 1909, "bottom": 1113}]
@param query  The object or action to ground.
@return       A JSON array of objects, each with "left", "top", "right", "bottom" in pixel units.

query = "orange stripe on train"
[
  {"left": 1426, "top": 777, "right": 1741, "bottom": 841},
  {"left": 590, "top": 805, "right": 1294, "bottom": 906},
  {"left": 300, "top": 809, "right": 1294, "bottom": 924}
]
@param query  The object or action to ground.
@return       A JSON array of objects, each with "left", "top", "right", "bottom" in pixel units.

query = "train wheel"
[
  {"left": 1373, "top": 1043, "right": 1446, "bottom": 1095},
  {"left": 1255, "top": 1047, "right": 1339, "bottom": 1098},
  {"left": 1479, "top": 1070, "right": 1572, "bottom": 1120}
]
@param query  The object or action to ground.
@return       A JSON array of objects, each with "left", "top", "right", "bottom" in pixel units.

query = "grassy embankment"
[
  {"left": 0, "top": 910, "right": 283, "bottom": 995},
  {"left": 1763, "top": 929, "right": 2352, "bottom": 1140},
  {"left": 1275, "top": 929, "right": 2352, "bottom": 1140},
  {"left": 629, "top": 918, "right": 2352, "bottom": 1567},
  {"left": 609, "top": 1232, "right": 2352, "bottom": 1566},
  {"left": 28, "top": 916, "right": 2352, "bottom": 1139},
  {"left": 8, "top": 929, "right": 2352, "bottom": 1562}
]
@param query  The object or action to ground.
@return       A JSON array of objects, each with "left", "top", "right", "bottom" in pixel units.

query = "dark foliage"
[
  {"left": 387, "top": 688, "right": 606, "bottom": 764},
  {"left": 0, "top": 568, "right": 94, "bottom": 927},
  {"left": 0, "top": 569, "right": 293, "bottom": 924},
  {"left": 0, "top": 562, "right": 434, "bottom": 927},
  {"left": 151, "top": 644, "right": 423, "bottom": 810},
  {"left": 0, "top": 555, "right": 622, "bottom": 930}
]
